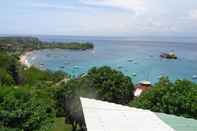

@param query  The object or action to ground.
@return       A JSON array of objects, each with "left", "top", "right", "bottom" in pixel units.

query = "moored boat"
[
  {"left": 160, "top": 52, "right": 177, "bottom": 59},
  {"left": 192, "top": 75, "right": 197, "bottom": 79}
]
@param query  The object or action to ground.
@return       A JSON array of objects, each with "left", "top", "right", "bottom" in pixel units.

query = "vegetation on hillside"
[
  {"left": 0, "top": 37, "right": 94, "bottom": 55},
  {"left": 0, "top": 52, "right": 67, "bottom": 86},
  {"left": 0, "top": 52, "right": 134, "bottom": 131},
  {"left": 54, "top": 66, "right": 134, "bottom": 131},
  {"left": 0, "top": 52, "right": 67, "bottom": 130},
  {"left": 130, "top": 77, "right": 197, "bottom": 119},
  {"left": 0, "top": 37, "right": 197, "bottom": 131},
  {"left": 0, "top": 86, "right": 55, "bottom": 131}
]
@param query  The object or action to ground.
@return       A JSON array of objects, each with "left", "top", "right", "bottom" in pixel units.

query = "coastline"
[{"left": 19, "top": 52, "right": 32, "bottom": 68}]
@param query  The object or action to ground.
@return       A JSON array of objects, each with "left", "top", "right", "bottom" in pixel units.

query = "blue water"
[{"left": 28, "top": 36, "right": 197, "bottom": 83}]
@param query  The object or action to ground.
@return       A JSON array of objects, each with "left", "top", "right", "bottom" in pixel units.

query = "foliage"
[
  {"left": 0, "top": 86, "right": 55, "bottom": 131},
  {"left": 81, "top": 66, "right": 134, "bottom": 104},
  {"left": 0, "top": 68, "right": 15, "bottom": 85},
  {"left": 55, "top": 66, "right": 134, "bottom": 131},
  {"left": 0, "top": 127, "right": 18, "bottom": 131},
  {"left": 0, "top": 52, "right": 23, "bottom": 85},
  {"left": 0, "top": 37, "right": 94, "bottom": 55},
  {"left": 49, "top": 118, "right": 72, "bottom": 131},
  {"left": 22, "top": 67, "right": 67, "bottom": 85},
  {"left": 54, "top": 79, "right": 85, "bottom": 131},
  {"left": 0, "top": 52, "right": 69, "bottom": 131},
  {"left": 2, "top": 37, "right": 197, "bottom": 131},
  {"left": 0, "top": 52, "right": 67, "bottom": 86},
  {"left": 130, "top": 77, "right": 197, "bottom": 119}
]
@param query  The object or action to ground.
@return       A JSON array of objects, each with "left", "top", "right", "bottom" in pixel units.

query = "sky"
[{"left": 0, "top": 0, "right": 197, "bottom": 36}]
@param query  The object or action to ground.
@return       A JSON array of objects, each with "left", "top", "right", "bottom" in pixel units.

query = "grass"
[{"left": 50, "top": 117, "right": 72, "bottom": 131}]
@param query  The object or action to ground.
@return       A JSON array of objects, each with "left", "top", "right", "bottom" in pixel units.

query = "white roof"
[
  {"left": 139, "top": 80, "right": 151, "bottom": 85},
  {"left": 80, "top": 97, "right": 175, "bottom": 131}
]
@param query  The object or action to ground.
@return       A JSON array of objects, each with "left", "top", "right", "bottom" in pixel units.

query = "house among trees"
[{"left": 134, "top": 80, "right": 151, "bottom": 97}]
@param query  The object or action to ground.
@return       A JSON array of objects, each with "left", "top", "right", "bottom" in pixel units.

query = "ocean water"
[{"left": 27, "top": 36, "right": 197, "bottom": 83}]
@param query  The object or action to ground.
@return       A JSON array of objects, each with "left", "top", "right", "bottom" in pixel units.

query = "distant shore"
[{"left": 19, "top": 52, "right": 32, "bottom": 68}]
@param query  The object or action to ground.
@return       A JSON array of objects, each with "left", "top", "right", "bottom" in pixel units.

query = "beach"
[{"left": 19, "top": 52, "right": 32, "bottom": 68}]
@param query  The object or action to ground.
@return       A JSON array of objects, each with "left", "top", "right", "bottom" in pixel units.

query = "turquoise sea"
[{"left": 27, "top": 36, "right": 197, "bottom": 84}]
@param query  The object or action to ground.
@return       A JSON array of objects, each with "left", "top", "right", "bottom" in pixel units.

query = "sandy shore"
[{"left": 19, "top": 52, "right": 32, "bottom": 68}]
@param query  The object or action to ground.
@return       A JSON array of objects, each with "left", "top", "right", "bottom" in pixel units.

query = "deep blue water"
[{"left": 28, "top": 36, "right": 197, "bottom": 83}]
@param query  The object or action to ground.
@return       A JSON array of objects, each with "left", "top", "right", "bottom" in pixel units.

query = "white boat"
[
  {"left": 139, "top": 80, "right": 152, "bottom": 86},
  {"left": 132, "top": 73, "right": 137, "bottom": 76},
  {"left": 192, "top": 75, "right": 197, "bottom": 79},
  {"left": 60, "top": 66, "right": 65, "bottom": 69},
  {"left": 73, "top": 65, "right": 80, "bottom": 69},
  {"left": 65, "top": 62, "right": 70, "bottom": 65}
]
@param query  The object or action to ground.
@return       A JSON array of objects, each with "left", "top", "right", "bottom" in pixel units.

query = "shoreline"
[{"left": 19, "top": 52, "right": 32, "bottom": 68}]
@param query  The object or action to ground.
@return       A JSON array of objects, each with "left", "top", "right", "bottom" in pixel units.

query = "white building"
[{"left": 80, "top": 97, "right": 197, "bottom": 131}]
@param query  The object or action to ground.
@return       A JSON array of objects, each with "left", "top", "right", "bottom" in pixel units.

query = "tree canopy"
[
  {"left": 80, "top": 66, "right": 134, "bottom": 104},
  {"left": 0, "top": 37, "right": 94, "bottom": 55},
  {"left": 0, "top": 86, "right": 55, "bottom": 131},
  {"left": 1, "top": 39, "right": 197, "bottom": 131},
  {"left": 130, "top": 77, "right": 197, "bottom": 119},
  {"left": 0, "top": 52, "right": 68, "bottom": 131},
  {"left": 55, "top": 66, "right": 134, "bottom": 131}
]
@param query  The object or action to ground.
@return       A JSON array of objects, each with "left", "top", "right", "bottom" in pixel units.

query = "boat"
[
  {"left": 65, "top": 62, "right": 70, "bottom": 65},
  {"left": 73, "top": 65, "right": 80, "bottom": 69},
  {"left": 160, "top": 52, "right": 177, "bottom": 59},
  {"left": 128, "top": 59, "right": 133, "bottom": 62},
  {"left": 60, "top": 66, "right": 65, "bottom": 69},
  {"left": 192, "top": 75, "right": 197, "bottom": 79},
  {"left": 132, "top": 73, "right": 137, "bottom": 77}
]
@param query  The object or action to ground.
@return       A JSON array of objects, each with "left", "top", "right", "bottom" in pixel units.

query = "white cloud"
[
  {"left": 190, "top": 9, "right": 197, "bottom": 20},
  {"left": 2, "top": 0, "right": 197, "bottom": 36},
  {"left": 80, "top": 0, "right": 145, "bottom": 13},
  {"left": 29, "top": 2, "right": 76, "bottom": 10}
]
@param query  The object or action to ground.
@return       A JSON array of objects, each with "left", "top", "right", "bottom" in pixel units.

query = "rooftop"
[{"left": 80, "top": 97, "right": 197, "bottom": 131}]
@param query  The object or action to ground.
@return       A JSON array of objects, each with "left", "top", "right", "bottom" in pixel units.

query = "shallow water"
[{"left": 28, "top": 36, "right": 197, "bottom": 83}]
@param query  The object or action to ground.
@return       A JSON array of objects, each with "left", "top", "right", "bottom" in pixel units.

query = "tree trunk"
[{"left": 72, "top": 122, "right": 77, "bottom": 131}]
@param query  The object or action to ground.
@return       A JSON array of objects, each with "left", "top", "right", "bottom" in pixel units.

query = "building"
[
  {"left": 81, "top": 97, "right": 197, "bottom": 131},
  {"left": 134, "top": 80, "right": 151, "bottom": 97}
]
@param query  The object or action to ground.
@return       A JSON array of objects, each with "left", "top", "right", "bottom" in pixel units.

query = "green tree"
[
  {"left": 0, "top": 86, "right": 55, "bottom": 131},
  {"left": 0, "top": 68, "right": 14, "bottom": 85},
  {"left": 54, "top": 79, "right": 85, "bottom": 131},
  {"left": 22, "top": 67, "right": 67, "bottom": 85},
  {"left": 130, "top": 77, "right": 197, "bottom": 119},
  {"left": 81, "top": 66, "right": 134, "bottom": 104},
  {"left": 55, "top": 66, "right": 134, "bottom": 131},
  {"left": 0, "top": 52, "right": 23, "bottom": 85}
]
